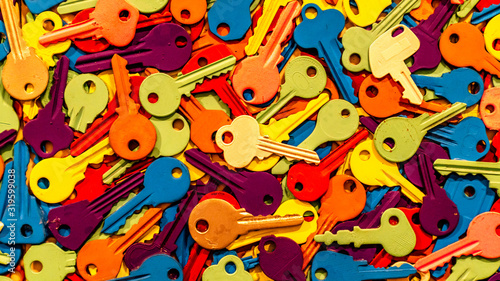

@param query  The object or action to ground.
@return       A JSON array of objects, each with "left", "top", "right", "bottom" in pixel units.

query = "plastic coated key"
[
  {"left": 403, "top": 141, "right": 449, "bottom": 189},
  {"left": 311, "top": 251, "right": 417, "bottom": 281},
  {"left": 215, "top": 115, "right": 320, "bottom": 168},
  {"left": 0, "top": 142, "right": 46, "bottom": 244},
  {"left": 75, "top": 23, "right": 192, "bottom": 73},
  {"left": 23, "top": 243, "right": 76, "bottom": 281},
  {"left": 287, "top": 129, "right": 369, "bottom": 202},
  {"left": 412, "top": 68, "right": 484, "bottom": 107},
  {"left": 77, "top": 207, "right": 162, "bottom": 281},
  {"left": 343, "top": 0, "right": 391, "bottom": 27},
  {"left": 425, "top": 116, "right": 489, "bottom": 161},
  {"left": 108, "top": 55, "right": 157, "bottom": 160},
  {"left": 208, "top": 0, "right": 253, "bottom": 41},
  {"left": 57, "top": 0, "right": 98, "bottom": 14},
  {"left": 481, "top": 87, "right": 500, "bottom": 130},
  {"left": 188, "top": 198, "right": 304, "bottom": 250},
  {"left": 417, "top": 154, "right": 459, "bottom": 237},
  {"left": 46, "top": 172, "right": 144, "bottom": 250},
  {"left": 373, "top": 102, "right": 466, "bottom": 163},
  {"left": 440, "top": 22, "right": 500, "bottom": 77},
  {"left": 23, "top": 56, "right": 73, "bottom": 158},
  {"left": 203, "top": 255, "right": 253, "bottom": 280},
  {"left": 369, "top": 25, "right": 423, "bottom": 105},
  {"left": 139, "top": 54, "right": 236, "bottom": 118},
  {"left": 101, "top": 157, "right": 190, "bottom": 234},
  {"left": 409, "top": 0, "right": 457, "bottom": 72},
  {"left": 39, "top": 0, "right": 139, "bottom": 47},
  {"left": 256, "top": 56, "right": 327, "bottom": 124},
  {"left": 110, "top": 255, "right": 183, "bottom": 281},
  {"left": 231, "top": 1, "right": 301, "bottom": 105},
  {"left": 0, "top": 0, "right": 48, "bottom": 101},
  {"left": 340, "top": 0, "right": 420, "bottom": 74},
  {"left": 185, "top": 149, "right": 283, "bottom": 216},
  {"left": 258, "top": 235, "right": 305, "bottom": 281},
  {"left": 471, "top": 3, "right": 500, "bottom": 24},
  {"left": 170, "top": 0, "right": 206, "bottom": 25},
  {"left": 484, "top": 14, "right": 500, "bottom": 61},
  {"left": 415, "top": 212, "right": 500, "bottom": 272},
  {"left": 315, "top": 208, "right": 417, "bottom": 257},
  {"left": 350, "top": 138, "right": 425, "bottom": 203},
  {"left": 294, "top": 4, "right": 357, "bottom": 104}
]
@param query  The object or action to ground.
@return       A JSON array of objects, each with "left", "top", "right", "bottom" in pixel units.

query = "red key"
[{"left": 62, "top": 165, "right": 111, "bottom": 206}]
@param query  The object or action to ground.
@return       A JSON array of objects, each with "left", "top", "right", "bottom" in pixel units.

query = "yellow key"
[
  {"left": 350, "top": 137, "right": 424, "bottom": 203},
  {"left": 21, "top": 99, "right": 41, "bottom": 119},
  {"left": 22, "top": 11, "right": 71, "bottom": 67},
  {"left": 343, "top": 0, "right": 392, "bottom": 27},
  {"left": 484, "top": 14, "right": 500, "bottom": 61},
  {"left": 29, "top": 138, "right": 115, "bottom": 204},
  {"left": 173, "top": 142, "right": 206, "bottom": 181}
]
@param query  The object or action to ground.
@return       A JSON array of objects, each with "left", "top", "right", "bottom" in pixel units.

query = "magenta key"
[
  {"left": 0, "top": 129, "right": 16, "bottom": 149},
  {"left": 24, "top": 56, "right": 74, "bottom": 158},
  {"left": 258, "top": 235, "right": 305, "bottom": 281},
  {"left": 403, "top": 141, "right": 449, "bottom": 188}
]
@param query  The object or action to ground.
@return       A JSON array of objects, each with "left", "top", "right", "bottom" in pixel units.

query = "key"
[
  {"left": 203, "top": 255, "right": 253, "bottom": 280},
  {"left": 108, "top": 54, "right": 157, "bottom": 160},
  {"left": 412, "top": 68, "right": 484, "bottom": 107},
  {"left": 341, "top": 0, "right": 420, "bottom": 74},
  {"left": 170, "top": 0, "right": 206, "bottom": 25},
  {"left": 110, "top": 255, "right": 183, "bottom": 281},
  {"left": 139, "top": 54, "right": 236, "bottom": 118},
  {"left": 403, "top": 141, "right": 449, "bottom": 188},
  {"left": 181, "top": 44, "right": 251, "bottom": 117},
  {"left": 472, "top": 3, "right": 500, "bottom": 24},
  {"left": 294, "top": 4, "right": 357, "bottom": 104},
  {"left": 287, "top": 129, "right": 369, "bottom": 202},
  {"left": 258, "top": 235, "right": 305, "bottom": 281},
  {"left": 373, "top": 102, "right": 466, "bottom": 163},
  {"left": 409, "top": 0, "right": 457, "bottom": 72},
  {"left": 75, "top": 23, "right": 192, "bottom": 73},
  {"left": 215, "top": 115, "right": 320, "bottom": 168},
  {"left": 102, "top": 157, "right": 190, "bottom": 234},
  {"left": 343, "top": 0, "right": 392, "bottom": 27},
  {"left": 185, "top": 148, "right": 282, "bottom": 216},
  {"left": 77, "top": 207, "right": 162, "bottom": 281},
  {"left": 0, "top": 21, "right": 10, "bottom": 62},
  {"left": 491, "top": 272, "right": 500, "bottom": 281},
  {"left": 484, "top": 14, "right": 500, "bottom": 61},
  {"left": 448, "top": 255, "right": 500, "bottom": 281},
  {"left": 0, "top": 141, "right": 46, "bottom": 244},
  {"left": 25, "top": 0, "right": 65, "bottom": 14},
  {"left": 232, "top": 1, "right": 301, "bottom": 105},
  {"left": 189, "top": 198, "right": 304, "bottom": 250},
  {"left": 277, "top": 36, "right": 297, "bottom": 72},
  {"left": 0, "top": 0, "right": 48, "bottom": 101},
  {"left": 57, "top": 0, "right": 98, "bottom": 14},
  {"left": 370, "top": 25, "right": 423, "bottom": 105},
  {"left": 350, "top": 138, "right": 425, "bottom": 203},
  {"left": 256, "top": 56, "right": 327, "bottom": 124},
  {"left": 23, "top": 243, "right": 76, "bottom": 281},
  {"left": 63, "top": 165, "right": 110, "bottom": 206},
  {"left": 39, "top": 0, "right": 139, "bottom": 47},
  {"left": 23, "top": 56, "right": 73, "bottom": 158},
  {"left": 315, "top": 208, "right": 417, "bottom": 257},
  {"left": 208, "top": 0, "right": 253, "bottom": 41},
  {"left": 425, "top": 116, "right": 489, "bottom": 161},
  {"left": 212, "top": 251, "right": 259, "bottom": 271},
  {"left": 415, "top": 212, "right": 500, "bottom": 272},
  {"left": 440, "top": 22, "right": 500, "bottom": 77},
  {"left": 311, "top": 251, "right": 417, "bottom": 281},
  {"left": 0, "top": 129, "right": 16, "bottom": 150},
  {"left": 481, "top": 87, "right": 500, "bottom": 130},
  {"left": 359, "top": 74, "right": 449, "bottom": 118}
]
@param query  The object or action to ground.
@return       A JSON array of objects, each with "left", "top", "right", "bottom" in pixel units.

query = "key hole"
[
  {"left": 168, "top": 268, "right": 180, "bottom": 280},
  {"left": 25, "top": 83, "right": 34, "bottom": 94},
  {"left": 468, "top": 82, "right": 480, "bottom": 95},
  {"left": 58, "top": 224, "right": 71, "bottom": 237},
  {"left": 366, "top": 86, "right": 378, "bottom": 98},
  {"left": 21, "top": 224, "right": 33, "bottom": 237},
  {"left": 41, "top": 141, "right": 53, "bottom": 154},
  {"left": 43, "top": 19, "right": 55, "bottom": 31},
  {"left": 217, "top": 23, "right": 230, "bottom": 37},
  {"left": 86, "top": 264, "right": 98, "bottom": 276},
  {"left": 83, "top": 81, "right": 96, "bottom": 94},
  {"left": 198, "top": 57, "right": 208, "bottom": 67},
  {"left": 486, "top": 104, "right": 495, "bottom": 114},
  {"left": 222, "top": 131, "right": 233, "bottom": 144},
  {"left": 494, "top": 39, "right": 500, "bottom": 51},
  {"left": 196, "top": 220, "right": 209, "bottom": 233},
  {"left": 449, "top": 34, "right": 459, "bottom": 44},
  {"left": 315, "top": 268, "right": 328, "bottom": 280},
  {"left": 438, "top": 220, "right": 449, "bottom": 232},
  {"left": 389, "top": 216, "right": 399, "bottom": 225},
  {"left": 305, "top": 6, "right": 318, "bottom": 19},
  {"left": 148, "top": 93, "right": 159, "bottom": 104},
  {"left": 225, "top": 261, "right": 236, "bottom": 274},
  {"left": 263, "top": 195, "right": 273, "bottom": 205},
  {"left": 30, "top": 260, "right": 43, "bottom": 273},
  {"left": 119, "top": 10, "right": 131, "bottom": 21},
  {"left": 181, "top": 9, "right": 191, "bottom": 19},
  {"left": 303, "top": 211, "right": 315, "bottom": 222},
  {"left": 294, "top": 182, "right": 303, "bottom": 192},
  {"left": 173, "top": 119, "right": 184, "bottom": 131},
  {"left": 496, "top": 225, "right": 500, "bottom": 236},
  {"left": 412, "top": 213, "right": 421, "bottom": 225},
  {"left": 476, "top": 140, "right": 486, "bottom": 153},
  {"left": 359, "top": 150, "right": 370, "bottom": 161},
  {"left": 464, "top": 186, "right": 476, "bottom": 198},
  {"left": 0, "top": 33, "right": 6, "bottom": 44},
  {"left": 307, "top": 67, "right": 317, "bottom": 77},
  {"left": 383, "top": 138, "right": 395, "bottom": 151},
  {"left": 349, "top": 54, "right": 361, "bottom": 66},
  {"left": 37, "top": 178, "right": 50, "bottom": 190},
  {"left": 243, "top": 89, "right": 254, "bottom": 101},
  {"left": 172, "top": 167, "right": 182, "bottom": 178},
  {"left": 263, "top": 240, "right": 276, "bottom": 252},
  {"left": 431, "top": 0, "right": 441, "bottom": 7},
  {"left": 341, "top": 109, "right": 350, "bottom": 118},
  {"left": 343, "top": 179, "right": 356, "bottom": 193},
  {"left": 128, "top": 140, "right": 140, "bottom": 152},
  {"left": 391, "top": 27, "right": 405, "bottom": 37},
  {"left": 175, "top": 36, "right": 188, "bottom": 48}
]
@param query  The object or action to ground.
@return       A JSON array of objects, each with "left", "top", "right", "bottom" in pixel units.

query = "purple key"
[
  {"left": 417, "top": 153, "right": 459, "bottom": 236},
  {"left": 409, "top": 0, "right": 457, "bottom": 72},
  {"left": 75, "top": 23, "right": 192, "bottom": 73},
  {"left": 184, "top": 149, "right": 283, "bottom": 216},
  {"left": 0, "top": 129, "right": 16, "bottom": 149},
  {"left": 489, "top": 272, "right": 500, "bottom": 281},
  {"left": 123, "top": 188, "right": 200, "bottom": 270},
  {"left": 328, "top": 191, "right": 400, "bottom": 262},
  {"left": 47, "top": 172, "right": 144, "bottom": 250},
  {"left": 23, "top": 56, "right": 73, "bottom": 158},
  {"left": 258, "top": 235, "right": 305, "bottom": 281},
  {"left": 404, "top": 141, "right": 449, "bottom": 188}
]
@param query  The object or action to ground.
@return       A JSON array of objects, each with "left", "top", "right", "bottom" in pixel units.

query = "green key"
[
  {"left": 202, "top": 255, "right": 253, "bottom": 281},
  {"left": 23, "top": 243, "right": 76, "bottom": 281},
  {"left": 448, "top": 256, "right": 500, "bottom": 281}
]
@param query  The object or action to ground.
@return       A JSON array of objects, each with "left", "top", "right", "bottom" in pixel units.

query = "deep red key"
[{"left": 62, "top": 164, "right": 111, "bottom": 205}]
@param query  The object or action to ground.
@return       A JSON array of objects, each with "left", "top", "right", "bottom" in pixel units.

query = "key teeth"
[{"left": 103, "top": 160, "right": 137, "bottom": 185}]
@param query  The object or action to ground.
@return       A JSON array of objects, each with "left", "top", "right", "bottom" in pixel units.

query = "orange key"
[
  {"left": 440, "top": 22, "right": 500, "bottom": 77},
  {"left": 0, "top": 0, "right": 48, "bottom": 101},
  {"left": 178, "top": 95, "right": 232, "bottom": 153},
  {"left": 108, "top": 54, "right": 157, "bottom": 160},
  {"left": 170, "top": 0, "right": 207, "bottom": 25},
  {"left": 39, "top": 0, "right": 139, "bottom": 47},
  {"left": 409, "top": 0, "right": 435, "bottom": 21},
  {"left": 301, "top": 175, "right": 366, "bottom": 269},
  {"left": 480, "top": 87, "right": 500, "bottom": 130},
  {"left": 76, "top": 207, "right": 162, "bottom": 281},
  {"left": 359, "top": 75, "right": 449, "bottom": 118}
]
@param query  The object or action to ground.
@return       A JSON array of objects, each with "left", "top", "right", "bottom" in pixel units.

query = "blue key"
[
  {"left": 285, "top": 120, "right": 331, "bottom": 159},
  {"left": 0, "top": 243, "right": 21, "bottom": 274},
  {"left": 0, "top": 142, "right": 46, "bottom": 244},
  {"left": 412, "top": 68, "right": 484, "bottom": 107},
  {"left": 108, "top": 254, "right": 183, "bottom": 281},
  {"left": 101, "top": 157, "right": 190, "bottom": 234},
  {"left": 471, "top": 3, "right": 500, "bottom": 24},
  {"left": 431, "top": 174, "right": 495, "bottom": 278},
  {"left": 277, "top": 37, "right": 298, "bottom": 72},
  {"left": 425, "top": 117, "right": 490, "bottom": 161},
  {"left": 363, "top": 186, "right": 400, "bottom": 213},
  {"left": 208, "top": 0, "right": 253, "bottom": 41},
  {"left": 212, "top": 250, "right": 259, "bottom": 272},
  {"left": 311, "top": 251, "right": 417, "bottom": 281},
  {"left": 24, "top": 0, "right": 65, "bottom": 15},
  {"left": 64, "top": 45, "right": 85, "bottom": 73},
  {"left": 0, "top": 21, "right": 9, "bottom": 61},
  {"left": 294, "top": 4, "right": 357, "bottom": 104}
]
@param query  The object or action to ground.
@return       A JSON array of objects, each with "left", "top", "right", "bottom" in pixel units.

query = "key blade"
[
  {"left": 257, "top": 136, "right": 320, "bottom": 164},
  {"left": 415, "top": 238, "right": 480, "bottom": 272}
]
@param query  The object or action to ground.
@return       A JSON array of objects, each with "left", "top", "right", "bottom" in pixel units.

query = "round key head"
[
  {"left": 480, "top": 87, "right": 500, "bottom": 130},
  {"left": 72, "top": 8, "right": 110, "bottom": 53},
  {"left": 283, "top": 56, "right": 327, "bottom": 99},
  {"left": 170, "top": 0, "right": 207, "bottom": 25},
  {"left": 109, "top": 113, "right": 157, "bottom": 160},
  {"left": 320, "top": 175, "right": 367, "bottom": 222},
  {"left": 258, "top": 235, "right": 304, "bottom": 280},
  {"left": 315, "top": 99, "right": 360, "bottom": 141},
  {"left": 466, "top": 212, "right": 500, "bottom": 259},
  {"left": 202, "top": 255, "right": 253, "bottom": 280},
  {"left": 139, "top": 73, "right": 184, "bottom": 117},
  {"left": 359, "top": 74, "right": 406, "bottom": 118}
]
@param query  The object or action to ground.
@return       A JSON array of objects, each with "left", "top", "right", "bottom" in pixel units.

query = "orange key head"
[
  {"left": 108, "top": 114, "right": 157, "bottom": 160},
  {"left": 77, "top": 239, "right": 121, "bottom": 281},
  {"left": 170, "top": 0, "right": 207, "bottom": 25},
  {"left": 359, "top": 74, "right": 405, "bottom": 118},
  {"left": 480, "top": 87, "right": 500, "bottom": 130}
]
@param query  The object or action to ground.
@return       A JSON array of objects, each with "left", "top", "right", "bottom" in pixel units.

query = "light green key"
[
  {"left": 448, "top": 256, "right": 500, "bottom": 281},
  {"left": 314, "top": 208, "right": 417, "bottom": 257},
  {"left": 23, "top": 243, "right": 76, "bottom": 281},
  {"left": 202, "top": 255, "right": 253, "bottom": 281},
  {"left": 57, "top": 0, "right": 98, "bottom": 14}
]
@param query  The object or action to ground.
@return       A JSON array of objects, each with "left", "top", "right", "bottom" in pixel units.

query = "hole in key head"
[
  {"left": 383, "top": 138, "right": 395, "bottom": 151},
  {"left": 477, "top": 140, "right": 486, "bottom": 153},
  {"left": 305, "top": 6, "right": 318, "bottom": 19},
  {"left": 389, "top": 216, "right": 399, "bottom": 225},
  {"left": 366, "top": 86, "right": 378, "bottom": 98},
  {"left": 168, "top": 268, "right": 180, "bottom": 280},
  {"left": 0, "top": 33, "right": 6, "bottom": 44},
  {"left": 222, "top": 131, "right": 233, "bottom": 144},
  {"left": 69, "top": 190, "right": 77, "bottom": 200},
  {"left": 408, "top": 273, "right": 421, "bottom": 281},
  {"left": 464, "top": 186, "right": 476, "bottom": 198},
  {"left": 198, "top": 57, "right": 208, "bottom": 67},
  {"left": 119, "top": 10, "right": 131, "bottom": 21},
  {"left": 438, "top": 220, "right": 449, "bottom": 232},
  {"left": 148, "top": 93, "right": 159, "bottom": 104},
  {"left": 30, "top": 260, "right": 43, "bottom": 273},
  {"left": 303, "top": 211, "right": 314, "bottom": 222},
  {"left": 86, "top": 264, "right": 98, "bottom": 276},
  {"left": 315, "top": 268, "right": 328, "bottom": 280},
  {"left": 58, "top": 224, "right": 71, "bottom": 237},
  {"left": 486, "top": 104, "right": 495, "bottom": 114},
  {"left": 391, "top": 26, "right": 404, "bottom": 37},
  {"left": 263, "top": 240, "right": 276, "bottom": 252},
  {"left": 21, "top": 224, "right": 33, "bottom": 237},
  {"left": 412, "top": 213, "right": 420, "bottom": 225},
  {"left": 173, "top": 119, "right": 184, "bottom": 131},
  {"left": 196, "top": 220, "right": 209, "bottom": 233},
  {"left": 41, "top": 141, "right": 53, "bottom": 154},
  {"left": 181, "top": 9, "right": 191, "bottom": 19},
  {"left": 349, "top": 54, "right": 361, "bottom": 65},
  {"left": 359, "top": 150, "right": 370, "bottom": 161},
  {"left": 83, "top": 81, "right": 96, "bottom": 94},
  {"left": 172, "top": 167, "right": 182, "bottom": 178},
  {"left": 341, "top": 109, "right": 350, "bottom": 118},
  {"left": 468, "top": 82, "right": 480, "bottom": 95},
  {"left": 493, "top": 39, "right": 500, "bottom": 51},
  {"left": 25, "top": 83, "right": 34, "bottom": 94},
  {"left": 431, "top": 0, "right": 441, "bottom": 7},
  {"left": 405, "top": 56, "right": 414, "bottom": 68},
  {"left": 294, "top": 182, "right": 303, "bottom": 192},
  {"left": 243, "top": 89, "right": 254, "bottom": 101},
  {"left": 43, "top": 20, "right": 55, "bottom": 31},
  {"left": 217, "top": 23, "right": 230, "bottom": 37},
  {"left": 263, "top": 195, "right": 273, "bottom": 205},
  {"left": 175, "top": 37, "right": 188, "bottom": 48},
  {"left": 38, "top": 178, "right": 50, "bottom": 190},
  {"left": 307, "top": 67, "right": 317, "bottom": 77},
  {"left": 450, "top": 33, "right": 459, "bottom": 44},
  {"left": 128, "top": 140, "right": 140, "bottom": 152},
  {"left": 343, "top": 179, "right": 356, "bottom": 193},
  {"left": 225, "top": 262, "right": 236, "bottom": 274},
  {"left": 496, "top": 225, "right": 500, "bottom": 236}
]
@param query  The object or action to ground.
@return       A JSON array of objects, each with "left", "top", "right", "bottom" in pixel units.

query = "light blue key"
[
  {"left": 471, "top": 3, "right": 500, "bottom": 24},
  {"left": 208, "top": 0, "right": 254, "bottom": 41}
]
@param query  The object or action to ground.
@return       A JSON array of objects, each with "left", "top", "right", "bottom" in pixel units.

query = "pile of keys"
[{"left": 0, "top": 0, "right": 500, "bottom": 280}]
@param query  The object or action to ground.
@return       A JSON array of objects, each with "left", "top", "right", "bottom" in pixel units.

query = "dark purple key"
[
  {"left": 23, "top": 56, "right": 73, "bottom": 158},
  {"left": 0, "top": 129, "right": 16, "bottom": 149},
  {"left": 75, "top": 23, "right": 192, "bottom": 73},
  {"left": 489, "top": 272, "right": 500, "bottom": 281},
  {"left": 47, "top": 172, "right": 144, "bottom": 250},
  {"left": 409, "top": 0, "right": 457, "bottom": 72},
  {"left": 404, "top": 141, "right": 449, "bottom": 188},
  {"left": 417, "top": 153, "right": 459, "bottom": 236},
  {"left": 184, "top": 149, "right": 282, "bottom": 216},
  {"left": 124, "top": 188, "right": 199, "bottom": 270},
  {"left": 258, "top": 235, "right": 305, "bottom": 281},
  {"left": 328, "top": 191, "right": 400, "bottom": 262}
]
